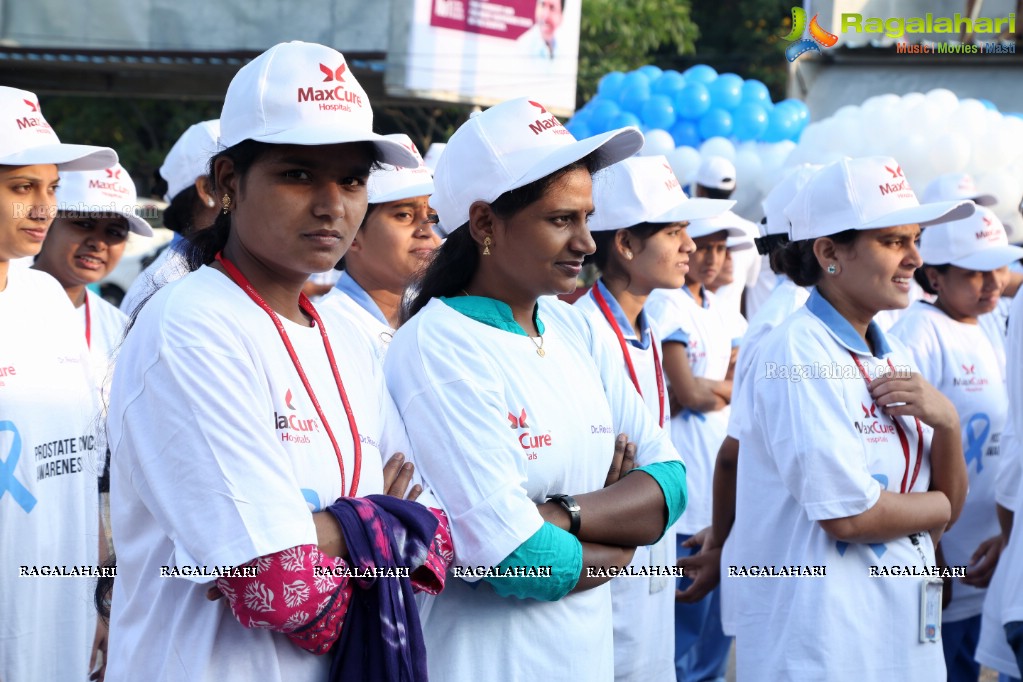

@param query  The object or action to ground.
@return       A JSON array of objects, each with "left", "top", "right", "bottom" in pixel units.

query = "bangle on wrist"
[{"left": 547, "top": 494, "right": 581, "bottom": 536}]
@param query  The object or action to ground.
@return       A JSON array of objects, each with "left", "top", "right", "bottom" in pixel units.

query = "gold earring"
[
  {"left": 483, "top": 236, "right": 492, "bottom": 256},
  {"left": 221, "top": 194, "right": 232, "bottom": 214}
]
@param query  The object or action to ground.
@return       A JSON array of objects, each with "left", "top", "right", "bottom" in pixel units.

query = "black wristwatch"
[{"left": 548, "top": 494, "right": 581, "bottom": 536}]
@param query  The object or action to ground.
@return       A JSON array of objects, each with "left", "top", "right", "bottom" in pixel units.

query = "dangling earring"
[
  {"left": 221, "top": 194, "right": 232, "bottom": 214},
  {"left": 827, "top": 263, "right": 838, "bottom": 274},
  {"left": 483, "top": 236, "right": 492, "bottom": 256}
]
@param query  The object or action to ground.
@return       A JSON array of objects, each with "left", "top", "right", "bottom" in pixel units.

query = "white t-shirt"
[
  {"left": 575, "top": 281, "right": 674, "bottom": 682},
  {"left": 317, "top": 272, "right": 394, "bottom": 361},
  {"left": 105, "top": 266, "right": 412, "bottom": 682},
  {"left": 0, "top": 268, "right": 101, "bottom": 682},
  {"left": 384, "top": 296, "right": 681, "bottom": 682},
  {"left": 975, "top": 290, "right": 1023, "bottom": 678},
  {"left": 647, "top": 286, "right": 746, "bottom": 534},
  {"left": 713, "top": 231, "right": 761, "bottom": 320},
  {"left": 744, "top": 254, "right": 777, "bottom": 320},
  {"left": 118, "top": 240, "right": 189, "bottom": 316},
  {"left": 729, "top": 289, "right": 945, "bottom": 681},
  {"left": 81, "top": 289, "right": 128, "bottom": 404},
  {"left": 890, "top": 302, "right": 1006, "bottom": 622},
  {"left": 719, "top": 275, "right": 808, "bottom": 636}
]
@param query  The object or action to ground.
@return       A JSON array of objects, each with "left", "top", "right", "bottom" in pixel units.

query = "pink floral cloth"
[{"left": 215, "top": 508, "right": 452, "bottom": 654}]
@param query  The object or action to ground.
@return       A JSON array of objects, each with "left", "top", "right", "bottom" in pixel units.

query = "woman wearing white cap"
[
  {"left": 574, "top": 155, "right": 731, "bottom": 681},
  {"left": 0, "top": 86, "right": 117, "bottom": 682},
  {"left": 33, "top": 162, "right": 153, "bottom": 392},
  {"left": 888, "top": 206, "right": 1023, "bottom": 682},
  {"left": 104, "top": 42, "right": 452, "bottom": 682},
  {"left": 318, "top": 133, "right": 439, "bottom": 356},
  {"left": 731, "top": 156, "right": 973, "bottom": 680},
  {"left": 118, "top": 119, "right": 221, "bottom": 316},
  {"left": 644, "top": 210, "right": 746, "bottom": 682},
  {"left": 384, "top": 98, "right": 686, "bottom": 681}
]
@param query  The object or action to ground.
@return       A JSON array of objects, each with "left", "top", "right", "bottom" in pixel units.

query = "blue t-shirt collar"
[
  {"left": 593, "top": 279, "right": 652, "bottom": 350},
  {"left": 334, "top": 271, "right": 390, "bottom": 327},
  {"left": 805, "top": 288, "right": 893, "bottom": 358},
  {"left": 681, "top": 284, "right": 710, "bottom": 309}
]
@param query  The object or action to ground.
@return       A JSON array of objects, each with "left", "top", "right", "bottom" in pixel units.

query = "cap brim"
[
  {"left": 0, "top": 144, "right": 118, "bottom": 171},
  {"left": 651, "top": 198, "right": 735, "bottom": 223},
  {"left": 369, "top": 180, "right": 435, "bottom": 205},
  {"left": 506, "top": 126, "right": 644, "bottom": 196},
  {"left": 689, "top": 224, "right": 745, "bottom": 240},
  {"left": 971, "top": 193, "right": 998, "bottom": 207},
  {"left": 860, "top": 199, "right": 976, "bottom": 231},
  {"left": 234, "top": 127, "right": 419, "bottom": 167},
  {"left": 950, "top": 245, "right": 1023, "bottom": 271},
  {"left": 727, "top": 238, "right": 755, "bottom": 251}
]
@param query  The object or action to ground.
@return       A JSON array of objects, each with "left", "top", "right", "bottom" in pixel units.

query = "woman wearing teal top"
[{"left": 383, "top": 98, "right": 688, "bottom": 681}]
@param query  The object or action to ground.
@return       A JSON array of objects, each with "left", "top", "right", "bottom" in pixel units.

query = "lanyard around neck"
[
  {"left": 849, "top": 352, "right": 923, "bottom": 494},
  {"left": 214, "top": 252, "right": 362, "bottom": 497},
  {"left": 592, "top": 285, "right": 665, "bottom": 428}
]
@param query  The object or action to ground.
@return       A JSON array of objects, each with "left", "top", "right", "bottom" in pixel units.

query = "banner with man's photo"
[{"left": 385, "top": 0, "right": 581, "bottom": 116}]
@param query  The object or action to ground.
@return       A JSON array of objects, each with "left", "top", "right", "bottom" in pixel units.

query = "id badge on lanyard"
[{"left": 910, "top": 532, "right": 942, "bottom": 644}]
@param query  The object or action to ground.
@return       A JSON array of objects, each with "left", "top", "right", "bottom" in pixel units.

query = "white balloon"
[
  {"left": 733, "top": 148, "right": 763, "bottom": 185},
  {"left": 640, "top": 129, "right": 676, "bottom": 157},
  {"left": 926, "top": 88, "right": 959, "bottom": 111},
  {"left": 666, "top": 146, "right": 702, "bottom": 185},
  {"left": 900, "top": 92, "right": 926, "bottom": 109},
  {"left": 699, "top": 136, "right": 736, "bottom": 161}
]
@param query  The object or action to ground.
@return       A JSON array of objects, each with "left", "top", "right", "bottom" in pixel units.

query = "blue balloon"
[
  {"left": 611, "top": 111, "right": 642, "bottom": 129},
  {"left": 708, "top": 73, "right": 744, "bottom": 111},
  {"left": 675, "top": 82, "right": 711, "bottom": 119},
  {"left": 622, "top": 70, "right": 652, "bottom": 92},
  {"left": 598, "top": 71, "right": 627, "bottom": 100},
  {"left": 732, "top": 103, "right": 769, "bottom": 141},
  {"left": 741, "top": 79, "right": 771, "bottom": 105},
  {"left": 565, "top": 120, "right": 593, "bottom": 139},
  {"left": 589, "top": 98, "right": 621, "bottom": 133},
  {"left": 697, "top": 108, "right": 733, "bottom": 140},
  {"left": 762, "top": 106, "right": 798, "bottom": 142},
  {"left": 619, "top": 82, "right": 651, "bottom": 115},
  {"left": 641, "top": 95, "right": 676, "bottom": 130},
  {"left": 651, "top": 70, "right": 686, "bottom": 96},
  {"left": 669, "top": 119, "right": 701, "bottom": 148},
  {"left": 978, "top": 98, "right": 998, "bottom": 111},
  {"left": 638, "top": 65, "right": 663, "bottom": 80},
  {"left": 683, "top": 64, "right": 718, "bottom": 84}
]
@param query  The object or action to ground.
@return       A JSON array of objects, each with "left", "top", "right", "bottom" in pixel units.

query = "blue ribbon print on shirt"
[
  {"left": 836, "top": 473, "right": 887, "bottom": 559},
  {"left": 301, "top": 488, "right": 322, "bottom": 512},
  {"left": 680, "top": 409, "right": 707, "bottom": 422},
  {"left": 0, "top": 421, "right": 37, "bottom": 513},
  {"left": 964, "top": 413, "right": 991, "bottom": 473}
]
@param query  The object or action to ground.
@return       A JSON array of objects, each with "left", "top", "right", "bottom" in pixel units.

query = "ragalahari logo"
[
  {"left": 319, "top": 63, "right": 346, "bottom": 83},
  {"left": 782, "top": 6, "right": 839, "bottom": 62}
]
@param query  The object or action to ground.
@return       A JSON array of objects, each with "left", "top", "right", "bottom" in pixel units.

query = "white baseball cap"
[
  {"left": 688, "top": 210, "right": 749, "bottom": 240},
  {"left": 785, "top": 156, "right": 975, "bottom": 242},
  {"left": 589, "top": 156, "right": 734, "bottom": 232},
  {"left": 919, "top": 206, "right": 1023, "bottom": 271},
  {"left": 57, "top": 163, "right": 154, "bottom": 236},
  {"left": 921, "top": 172, "right": 997, "bottom": 207},
  {"left": 431, "top": 97, "right": 644, "bottom": 236},
  {"left": 422, "top": 143, "right": 446, "bottom": 172},
  {"left": 367, "top": 134, "right": 434, "bottom": 204},
  {"left": 761, "top": 164, "right": 822, "bottom": 238},
  {"left": 727, "top": 235, "right": 755, "bottom": 251},
  {"left": 695, "top": 156, "right": 737, "bottom": 192},
  {"left": 159, "top": 119, "right": 221, "bottom": 202},
  {"left": 219, "top": 41, "right": 417, "bottom": 168},
  {"left": 0, "top": 87, "right": 117, "bottom": 171}
]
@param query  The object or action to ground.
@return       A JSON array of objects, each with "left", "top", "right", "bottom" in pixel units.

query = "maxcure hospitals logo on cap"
[
  {"left": 297, "top": 61, "right": 363, "bottom": 112},
  {"left": 975, "top": 214, "right": 1001, "bottom": 242},
  {"left": 15, "top": 97, "right": 53, "bottom": 134},
  {"left": 782, "top": 7, "right": 839, "bottom": 62},
  {"left": 662, "top": 162, "right": 682, "bottom": 191},
  {"left": 527, "top": 100, "right": 569, "bottom": 137},
  {"left": 88, "top": 167, "right": 131, "bottom": 197},
  {"left": 879, "top": 163, "right": 912, "bottom": 199}
]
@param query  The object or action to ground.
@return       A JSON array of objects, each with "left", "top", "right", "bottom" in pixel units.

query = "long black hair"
[
  {"left": 403, "top": 155, "right": 597, "bottom": 322},
  {"left": 776, "top": 229, "right": 859, "bottom": 287}
]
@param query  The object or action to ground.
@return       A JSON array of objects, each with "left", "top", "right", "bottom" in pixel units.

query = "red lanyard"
[
  {"left": 215, "top": 252, "right": 362, "bottom": 497},
  {"left": 849, "top": 352, "right": 924, "bottom": 494},
  {"left": 592, "top": 285, "right": 665, "bottom": 427},
  {"left": 83, "top": 293, "right": 91, "bottom": 349}
]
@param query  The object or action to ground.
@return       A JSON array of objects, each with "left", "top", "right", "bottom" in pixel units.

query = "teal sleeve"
[
  {"left": 482, "top": 522, "right": 582, "bottom": 601},
  {"left": 633, "top": 460, "right": 688, "bottom": 542}
]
